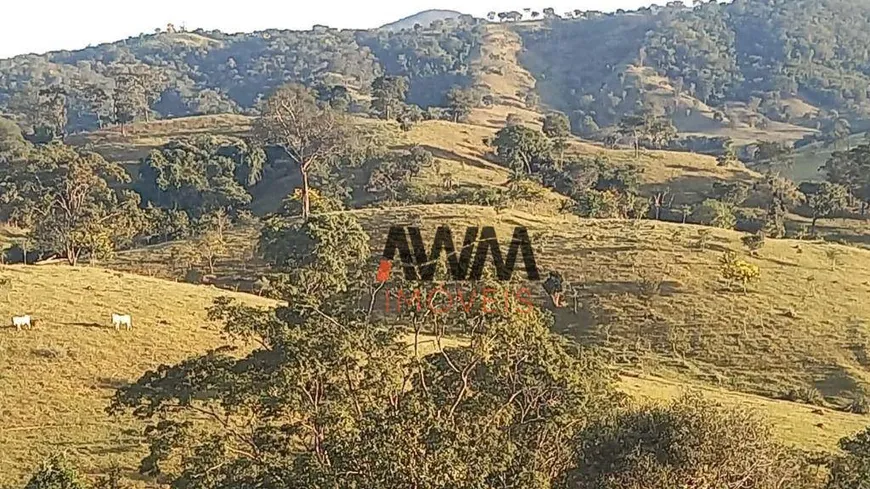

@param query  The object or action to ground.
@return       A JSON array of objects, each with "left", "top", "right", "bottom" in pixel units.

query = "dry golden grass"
[
  {"left": 5, "top": 206, "right": 870, "bottom": 486},
  {"left": 0, "top": 265, "right": 277, "bottom": 486},
  {"left": 347, "top": 205, "right": 870, "bottom": 404},
  {"left": 468, "top": 24, "right": 543, "bottom": 129}
]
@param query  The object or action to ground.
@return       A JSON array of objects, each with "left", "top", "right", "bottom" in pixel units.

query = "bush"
[
  {"left": 782, "top": 385, "right": 825, "bottom": 406},
  {"left": 694, "top": 199, "right": 737, "bottom": 229},
  {"left": 720, "top": 251, "right": 761, "bottom": 292},
  {"left": 573, "top": 189, "right": 648, "bottom": 219},
  {"left": 24, "top": 454, "right": 87, "bottom": 489},
  {"left": 846, "top": 391, "right": 870, "bottom": 415},
  {"left": 571, "top": 395, "right": 817, "bottom": 489},
  {"left": 741, "top": 231, "right": 766, "bottom": 255},
  {"left": 829, "top": 428, "right": 870, "bottom": 489}
]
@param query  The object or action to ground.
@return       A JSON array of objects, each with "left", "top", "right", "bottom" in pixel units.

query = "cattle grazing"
[
  {"left": 112, "top": 314, "right": 132, "bottom": 331},
  {"left": 12, "top": 315, "right": 32, "bottom": 331}
]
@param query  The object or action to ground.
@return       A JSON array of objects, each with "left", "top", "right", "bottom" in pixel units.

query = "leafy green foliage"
[
  {"left": 371, "top": 75, "right": 409, "bottom": 120},
  {"left": 257, "top": 213, "right": 370, "bottom": 307},
  {"left": 694, "top": 199, "right": 737, "bottom": 229},
  {"left": 0, "top": 143, "right": 141, "bottom": 265},
  {"left": 444, "top": 85, "right": 479, "bottom": 122},
  {"left": 137, "top": 136, "right": 265, "bottom": 217},
  {"left": 0, "top": 27, "right": 381, "bottom": 131},
  {"left": 822, "top": 144, "right": 870, "bottom": 209},
  {"left": 111, "top": 201, "right": 616, "bottom": 489},
  {"left": 367, "top": 146, "right": 434, "bottom": 202},
  {"left": 358, "top": 18, "right": 482, "bottom": 108},
  {"left": 805, "top": 182, "right": 850, "bottom": 233},
  {"left": 572, "top": 395, "right": 816, "bottom": 489},
  {"left": 254, "top": 84, "right": 355, "bottom": 220},
  {"left": 829, "top": 428, "right": 870, "bottom": 489},
  {"left": 491, "top": 125, "right": 552, "bottom": 175},
  {"left": 24, "top": 454, "right": 87, "bottom": 489},
  {"left": 521, "top": 1, "right": 870, "bottom": 132}
]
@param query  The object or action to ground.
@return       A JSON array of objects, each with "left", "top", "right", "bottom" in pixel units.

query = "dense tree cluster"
[{"left": 0, "top": 18, "right": 483, "bottom": 134}]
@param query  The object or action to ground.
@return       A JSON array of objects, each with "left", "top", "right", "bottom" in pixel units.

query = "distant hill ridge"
[{"left": 380, "top": 9, "right": 468, "bottom": 31}]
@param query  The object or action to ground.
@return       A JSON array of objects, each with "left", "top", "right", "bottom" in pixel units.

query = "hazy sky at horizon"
[{"left": 1, "top": 0, "right": 654, "bottom": 58}]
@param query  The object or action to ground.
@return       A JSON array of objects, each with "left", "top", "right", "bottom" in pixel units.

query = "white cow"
[
  {"left": 112, "top": 314, "right": 132, "bottom": 331},
  {"left": 12, "top": 315, "right": 32, "bottom": 331}
]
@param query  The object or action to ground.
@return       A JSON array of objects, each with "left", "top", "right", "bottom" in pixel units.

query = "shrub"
[
  {"left": 572, "top": 395, "right": 817, "bottom": 489},
  {"left": 741, "top": 231, "right": 766, "bottom": 255},
  {"left": 24, "top": 454, "right": 87, "bottom": 489},
  {"left": 782, "top": 385, "right": 825, "bottom": 406},
  {"left": 694, "top": 199, "right": 737, "bottom": 229},
  {"left": 720, "top": 251, "right": 760, "bottom": 292},
  {"left": 846, "top": 391, "right": 870, "bottom": 415},
  {"left": 573, "top": 189, "right": 648, "bottom": 219}
]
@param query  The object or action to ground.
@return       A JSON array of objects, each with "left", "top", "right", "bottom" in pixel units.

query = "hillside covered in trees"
[
  {"left": 520, "top": 0, "right": 870, "bottom": 141},
  {"left": 0, "top": 16, "right": 483, "bottom": 133},
  {"left": 4, "top": 0, "right": 870, "bottom": 146}
]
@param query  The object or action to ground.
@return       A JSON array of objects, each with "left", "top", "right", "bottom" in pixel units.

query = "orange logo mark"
[{"left": 376, "top": 259, "right": 393, "bottom": 283}]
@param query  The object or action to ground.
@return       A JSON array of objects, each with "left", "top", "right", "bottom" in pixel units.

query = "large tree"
[
  {"left": 254, "top": 84, "right": 355, "bottom": 220},
  {"left": 371, "top": 75, "right": 409, "bottom": 121},
  {"left": 822, "top": 144, "right": 870, "bottom": 213},
  {"left": 805, "top": 182, "right": 849, "bottom": 233},
  {"left": 445, "top": 86, "right": 478, "bottom": 122},
  {"left": 491, "top": 125, "right": 553, "bottom": 175},
  {"left": 542, "top": 111, "right": 571, "bottom": 167},
  {"left": 2, "top": 143, "right": 139, "bottom": 265},
  {"left": 110, "top": 212, "right": 614, "bottom": 488}
]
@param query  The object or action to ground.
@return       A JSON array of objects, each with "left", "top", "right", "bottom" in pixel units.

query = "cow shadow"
[{"left": 63, "top": 321, "right": 109, "bottom": 330}]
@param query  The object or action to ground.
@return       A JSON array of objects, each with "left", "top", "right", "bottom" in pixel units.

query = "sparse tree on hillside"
[
  {"left": 806, "top": 182, "right": 849, "bottom": 234},
  {"left": 761, "top": 173, "right": 803, "bottom": 237},
  {"left": 542, "top": 111, "right": 571, "bottom": 167},
  {"left": 720, "top": 251, "right": 761, "bottom": 293},
  {"left": 112, "top": 74, "right": 147, "bottom": 135},
  {"left": 754, "top": 140, "right": 795, "bottom": 169},
  {"left": 618, "top": 113, "right": 647, "bottom": 158},
  {"left": 445, "top": 86, "right": 478, "bottom": 122},
  {"left": 741, "top": 231, "right": 766, "bottom": 256},
  {"left": 254, "top": 84, "right": 355, "bottom": 221},
  {"left": 36, "top": 86, "right": 69, "bottom": 141},
  {"left": 4, "top": 143, "right": 138, "bottom": 266},
  {"left": 822, "top": 144, "right": 870, "bottom": 214},
  {"left": 397, "top": 104, "right": 424, "bottom": 131},
  {"left": 371, "top": 75, "right": 409, "bottom": 121},
  {"left": 694, "top": 199, "right": 737, "bottom": 229},
  {"left": 491, "top": 124, "right": 552, "bottom": 175}
]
